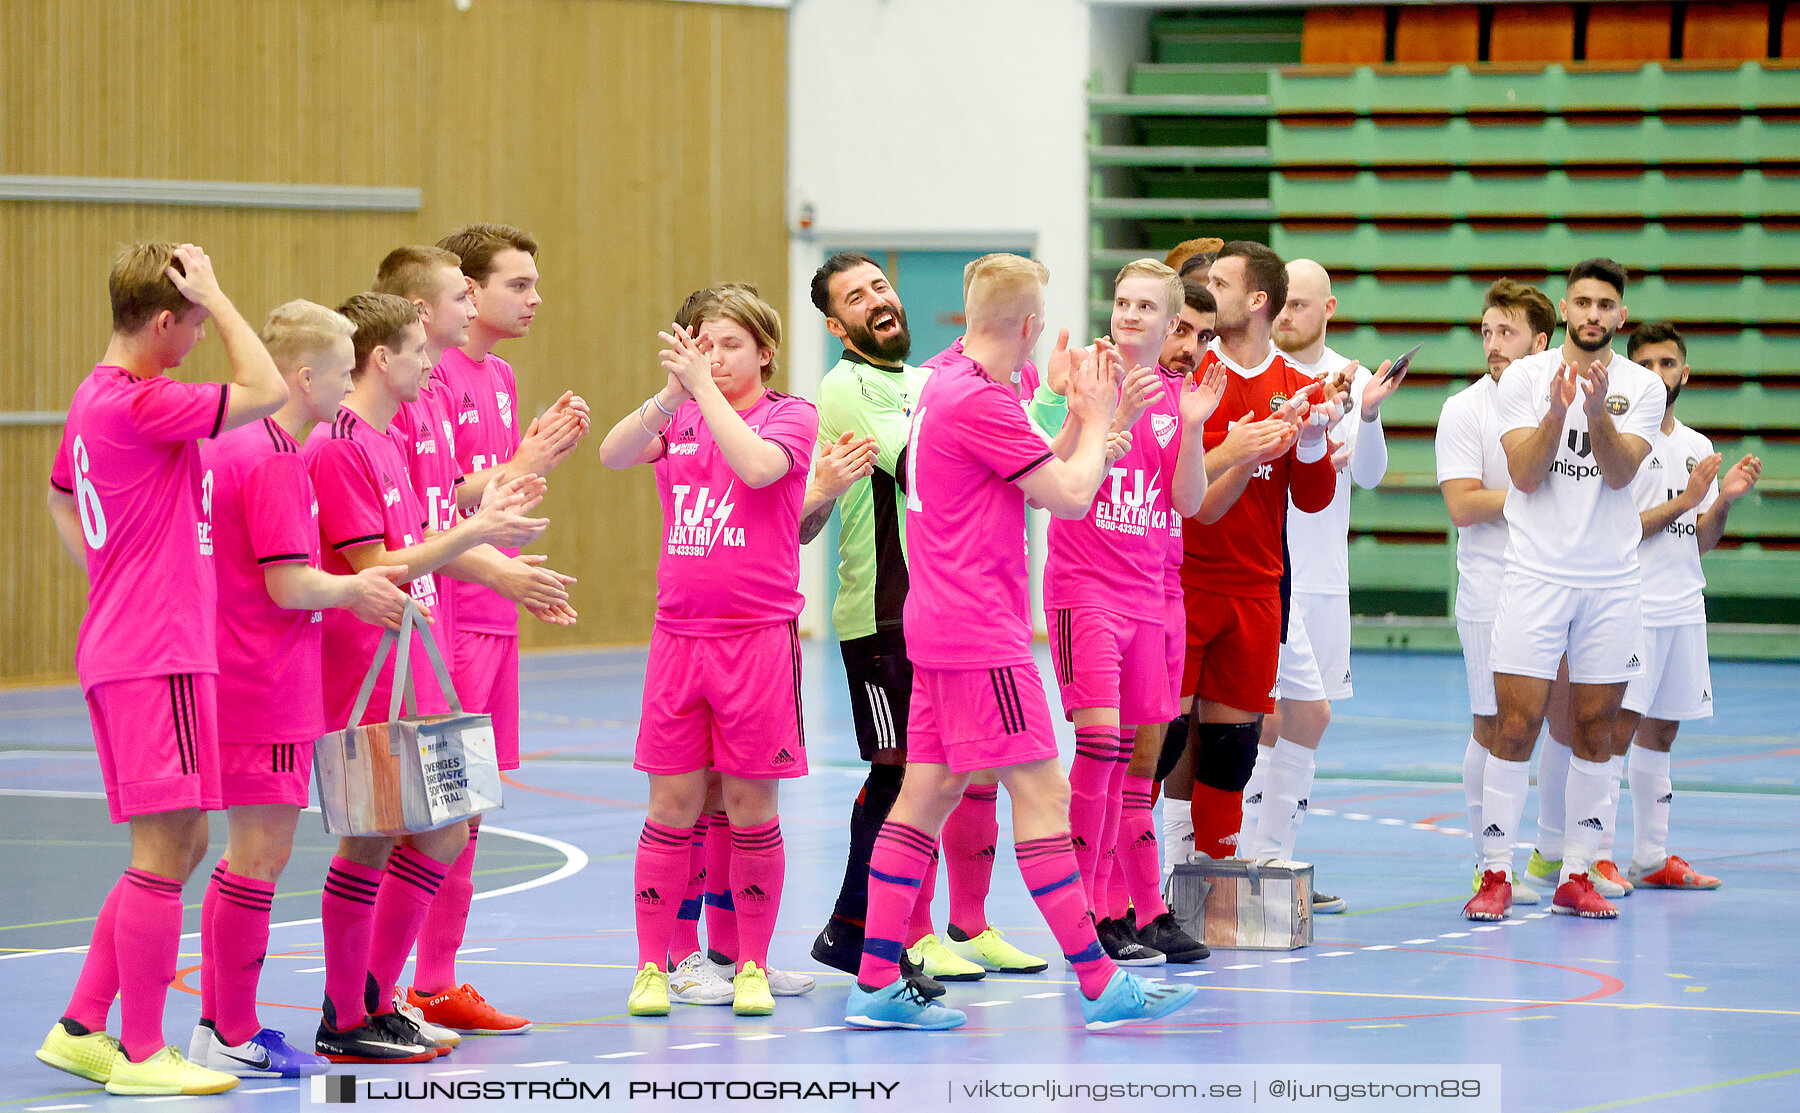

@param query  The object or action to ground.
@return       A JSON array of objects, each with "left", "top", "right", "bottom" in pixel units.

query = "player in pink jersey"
[
  {"left": 845, "top": 253, "right": 1196, "bottom": 1032},
  {"left": 192, "top": 300, "right": 415, "bottom": 1079},
  {"left": 1031, "top": 260, "right": 1219, "bottom": 968},
  {"left": 40, "top": 243, "right": 287, "bottom": 1096},
  {"left": 304, "top": 294, "right": 554, "bottom": 1063},
  {"left": 598, "top": 287, "right": 817, "bottom": 1019},
  {"left": 372, "top": 244, "right": 579, "bottom": 1034}
]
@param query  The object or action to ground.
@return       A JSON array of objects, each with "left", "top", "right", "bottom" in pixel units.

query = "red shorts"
[
  {"left": 1182, "top": 589, "right": 1281, "bottom": 715},
  {"left": 1046, "top": 606, "right": 1175, "bottom": 726},
  {"left": 1164, "top": 589, "right": 1185, "bottom": 711},
  {"left": 908, "top": 662, "right": 1060, "bottom": 774},
  {"left": 635, "top": 621, "right": 807, "bottom": 779},
  {"left": 218, "top": 737, "right": 315, "bottom": 809},
  {"left": 454, "top": 630, "right": 521, "bottom": 771},
  {"left": 87, "top": 674, "right": 223, "bottom": 824}
]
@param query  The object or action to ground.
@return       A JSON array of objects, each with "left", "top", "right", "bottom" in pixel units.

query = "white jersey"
[
  {"left": 1435, "top": 374, "right": 1511, "bottom": 622},
  {"left": 1495, "top": 348, "right": 1665, "bottom": 589},
  {"left": 1284, "top": 346, "right": 1385, "bottom": 595},
  {"left": 1629, "top": 419, "right": 1716, "bottom": 627}
]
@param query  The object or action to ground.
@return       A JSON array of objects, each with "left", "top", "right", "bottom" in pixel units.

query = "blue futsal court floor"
[{"left": 1, "top": 644, "right": 1795, "bottom": 1112}]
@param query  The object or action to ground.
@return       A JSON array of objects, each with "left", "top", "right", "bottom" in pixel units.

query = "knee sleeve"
[
  {"left": 1192, "top": 721, "right": 1262, "bottom": 792},
  {"left": 1154, "top": 714, "right": 1190, "bottom": 783},
  {"left": 864, "top": 762, "right": 904, "bottom": 811}
]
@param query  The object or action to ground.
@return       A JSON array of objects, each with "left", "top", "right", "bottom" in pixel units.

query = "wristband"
[
  {"left": 1295, "top": 435, "right": 1327, "bottom": 464},
  {"left": 638, "top": 399, "right": 665, "bottom": 436},
  {"left": 651, "top": 393, "right": 678, "bottom": 418}
]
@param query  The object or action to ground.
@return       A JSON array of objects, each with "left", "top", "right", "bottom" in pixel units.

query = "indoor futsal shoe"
[
  {"left": 406, "top": 982, "right": 532, "bottom": 1034},
  {"left": 845, "top": 980, "right": 968, "bottom": 1030},
  {"left": 810, "top": 918, "right": 863, "bottom": 975},
  {"left": 1629, "top": 854, "right": 1721, "bottom": 890},
  {"left": 1096, "top": 916, "right": 1165, "bottom": 966},
  {"left": 391, "top": 988, "right": 462, "bottom": 1050},
  {"left": 188, "top": 1020, "right": 328, "bottom": 1078},
  {"left": 1551, "top": 872, "right": 1619, "bottom": 919},
  {"left": 669, "top": 950, "right": 735, "bottom": 1006},
  {"left": 1135, "top": 911, "right": 1210, "bottom": 963},
  {"left": 1470, "top": 867, "right": 1540, "bottom": 905},
  {"left": 1523, "top": 849, "right": 1562, "bottom": 890},
  {"left": 732, "top": 962, "right": 776, "bottom": 1017},
  {"left": 1080, "top": 969, "right": 1198, "bottom": 1031},
  {"left": 947, "top": 924, "right": 1050, "bottom": 973},
  {"left": 36, "top": 1018, "right": 121, "bottom": 1084},
  {"left": 628, "top": 963, "right": 671, "bottom": 1017},
  {"left": 706, "top": 950, "right": 816, "bottom": 996},
  {"left": 1593, "top": 859, "right": 1635, "bottom": 896},
  {"left": 1464, "top": 869, "right": 1513, "bottom": 922},
  {"left": 907, "top": 934, "right": 987, "bottom": 981},
  {"left": 104, "top": 1046, "right": 239, "bottom": 1096},
  {"left": 1312, "top": 891, "right": 1348, "bottom": 914},
  {"left": 314, "top": 998, "right": 438, "bottom": 1064}
]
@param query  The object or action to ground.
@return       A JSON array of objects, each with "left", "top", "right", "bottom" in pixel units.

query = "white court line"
[
  {"left": 1471, "top": 926, "right": 1503, "bottom": 933},
  {"left": 737, "top": 1034, "right": 785, "bottom": 1041},
  {"left": 1402, "top": 939, "right": 1435, "bottom": 945},
  {"left": 25, "top": 1105, "right": 90, "bottom": 1111},
  {"left": 800, "top": 1026, "right": 845, "bottom": 1033},
  {"left": 1174, "top": 970, "right": 1213, "bottom": 977},
  {"left": 669, "top": 1042, "right": 718, "bottom": 1051},
  {"left": 597, "top": 1051, "right": 645, "bottom": 1059},
  {"left": 1316, "top": 951, "right": 1354, "bottom": 957},
  {"left": 1439, "top": 932, "right": 1471, "bottom": 939},
  {"left": 1222, "top": 963, "right": 1261, "bottom": 970},
  {"left": 432, "top": 1069, "right": 484, "bottom": 1077},
  {"left": 517, "top": 1061, "right": 568, "bottom": 1068},
  {"left": 236, "top": 1088, "right": 296, "bottom": 1094},
  {"left": 1271, "top": 957, "right": 1307, "bottom": 964},
  {"left": 457, "top": 947, "right": 497, "bottom": 955},
  {"left": 1022, "top": 991, "right": 1066, "bottom": 997},
  {"left": 1363, "top": 945, "right": 1396, "bottom": 951},
  {"left": 296, "top": 966, "right": 326, "bottom": 973},
  {"left": 962, "top": 1000, "right": 1009, "bottom": 1008}
]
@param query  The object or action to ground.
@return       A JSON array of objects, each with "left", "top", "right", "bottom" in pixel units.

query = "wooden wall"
[{"left": 1, "top": 0, "right": 789, "bottom": 684}]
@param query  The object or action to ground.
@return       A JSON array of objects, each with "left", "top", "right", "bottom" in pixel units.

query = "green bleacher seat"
[
  {"left": 1269, "top": 62, "right": 1800, "bottom": 117},
  {"left": 1270, "top": 222, "right": 1800, "bottom": 274},
  {"left": 1319, "top": 273, "right": 1798, "bottom": 327},
  {"left": 1272, "top": 168, "right": 1800, "bottom": 221},
  {"left": 1269, "top": 117, "right": 1800, "bottom": 169}
]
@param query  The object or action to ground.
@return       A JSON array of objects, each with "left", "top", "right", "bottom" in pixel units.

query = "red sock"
[
  {"left": 634, "top": 820, "right": 691, "bottom": 969},
  {"left": 668, "top": 818, "right": 708, "bottom": 962},
  {"left": 198, "top": 860, "right": 226, "bottom": 1026},
  {"left": 857, "top": 821, "right": 935, "bottom": 988},
  {"left": 321, "top": 857, "right": 382, "bottom": 1029},
  {"left": 1067, "top": 725, "right": 1116, "bottom": 908},
  {"left": 367, "top": 847, "right": 449, "bottom": 1011},
  {"left": 414, "top": 827, "right": 478, "bottom": 995},
  {"left": 943, "top": 784, "right": 998, "bottom": 937},
  {"left": 116, "top": 868, "right": 184, "bottom": 1063},
  {"left": 1191, "top": 783, "right": 1244, "bottom": 860},
  {"left": 1015, "top": 835, "right": 1116, "bottom": 1000},
  {"left": 702, "top": 812, "right": 738, "bottom": 962},
  {"left": 1117, "top": 775, "right": 1169, "bottom": 919},
  {"left": 729, "top": 819, "right": 785, "bottom": 970},
  {"left": 65, "top": 875, "right": 125, "bottom": 1033},
  {"left": 904, "top": 846, "right": 940, "bottom": 947},
  {"left": 207, "top": 866, "right": 275, "bottom": 1046}
]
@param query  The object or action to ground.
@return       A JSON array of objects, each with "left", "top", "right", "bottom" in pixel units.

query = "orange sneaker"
[
  {"left": 405, "top": 984, "right": 532, "bottom": 1035},
  {"left": 1628, "top": 855, "right": 1721, "bottom": 891},
  {"left": 1593, "top": 859, "right": 1634, "bottom": 896},
  {"left": 1463, "top": 869, "right": 1512, "bottom": 922},
  {"left": 1551, "top": 873, "right": 1618, "bottom": 919}
]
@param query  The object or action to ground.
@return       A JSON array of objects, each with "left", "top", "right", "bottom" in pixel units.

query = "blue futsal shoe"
[
  {"left": 845, "top": 980, "right": 968, "bottom": 1030},
  {"left": 1079, "top": 969, "right": 1198, "bottom": 1031},
  {"left": 189, "top": 1021, "right": 330, "bottom": 1078}
]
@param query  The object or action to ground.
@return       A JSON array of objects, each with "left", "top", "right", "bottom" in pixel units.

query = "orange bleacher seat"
[
  {"left": 1490, "top": 3, "right": 1577, "bottom": 63},
  {"left": 1395, "top": 4, "right": 1481, "bottom": 64},
  {"left": 1586, "top": 2, "right": 1674, "bottom": 63},
  {"left": 1684, "top": 3, "right": 1772, "bottom": 61},
  {"left": 1302, "top": 5, "right": 1387, "bottom": 66}
]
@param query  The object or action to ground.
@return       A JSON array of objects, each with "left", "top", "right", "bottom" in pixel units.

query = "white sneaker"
[
  {"left": 704, "top": 953, "right": 814, "bottom": 997},
  {"left": 393, "top": 988, "right": 462, "bottom": 1048},
  {"left": 670, "top": 951, "right": 735, "bottom": 1006}
]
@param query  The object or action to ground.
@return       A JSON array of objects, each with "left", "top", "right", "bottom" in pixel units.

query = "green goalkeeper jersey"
[{"left": 816, "top": 349, "right": 931, "bottom": 641}]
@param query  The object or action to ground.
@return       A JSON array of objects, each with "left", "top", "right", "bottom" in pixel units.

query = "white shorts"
[
  {"left": 1490, "top": 570, "right": 1644, "bottom": 685},
  {"left": 1275, "top": 591, "right": 1353, "bottom": 703},
  {"left": 1622, "top": 623, "right": 1714, "bottom": 721},
  {"left": 1457, "top": 619, "right": 1498, "bottom": 718}
]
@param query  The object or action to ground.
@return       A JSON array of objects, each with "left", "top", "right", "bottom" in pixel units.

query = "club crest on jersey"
[
  {"left": 1269, "top": 392, "right": 1289, "bottom": 413},
  {"left": 1686, "top": 456, "right": 1698, "bottom": 473},
  {"left": 496, "top": 391, "right": 514, "bottom": 430},
  {"left": 1605, "top": 394, "right": 1629, "bottom": 415},
  {"left": 1152, "top": 412, "right": 1178, "bottom": 447}
]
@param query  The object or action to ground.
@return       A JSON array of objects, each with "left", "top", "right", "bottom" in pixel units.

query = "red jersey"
[{"left": 1181, "top": 343, "right": 1335, "bottom": 600}]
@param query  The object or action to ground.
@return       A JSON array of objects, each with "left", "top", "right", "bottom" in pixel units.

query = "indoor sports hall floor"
[{"left": 1, "top": 645, "right": 1794, "bottom": 1112}]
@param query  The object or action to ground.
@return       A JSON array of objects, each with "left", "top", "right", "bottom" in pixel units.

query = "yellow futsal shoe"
[
  {"left": 105, "top": 1046, "right": 238, "bottom": 1096},
  {"left": 732, "top": 962, "right": 775, "bottom": 1017},
  {"left": 36, "top": 1019, "right": 121, "bottom": 1084},
  {"left": 906, "top": 934, "right": 986, "bottom": 981},
  {"left": 628, "top": 963, "right": 671, "bottom": 1017},
  {"left": 947, "top": 926, "right": 1050, "bottom": 974}
]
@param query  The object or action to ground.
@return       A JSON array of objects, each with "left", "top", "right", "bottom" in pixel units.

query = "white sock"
[
  {"left": 1461, "top": 736, "right": 1487, "bottom": 861},
  {"left": 1236, "top": 744, "right": 1275, "bottom": 853},
  {"left": 1479, "top": 753, "right": 1531, "bottom": 874},
  {"left": 1596, "top": 755, "right": 1626, "bottom": 860},
  {"left": 1628, "top": 746, "right": 1673, "bottom": 869},
  {"left": 1250, "top": 739, "right": 1315, "bottom": 860},
  {"left": 1535, "top": 735, "right": 1573, "bottom": 860},
  {"left": 1561, "top": 755, "right": 1615, "bottom": 882},
  {"left": 1161, "top": 804, "right": 1195, "bottom": 877}
]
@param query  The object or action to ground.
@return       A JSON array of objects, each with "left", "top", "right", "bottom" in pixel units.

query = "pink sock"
[
  {"left": 414, "top": 827, "right": 478, "bottom": 995},
  {"left": 1118, "top": 774, "right": 1169, "bottom": 919},
  {"left": 1094, "top": 735, "right": 1131, "bottom": 920},
  {"left": 1015, "top": 835, "right": 1117, "bottom": 1000},
  {"left": 943, "top": 784, "right": 998, "bottom": 937},
  {"left": 635, "top": 820, "right": 691, "bottom": 969},
  {"left": 199, "top": 860, "right": 226, "bottom": 1025},
  {"left": 857, "top": 821, "right": 936, "bottom": 989},
  {"left": 115, "top": 868, "right": 185, "bottom": 1063},
  {"left": 905, "top": 846, "right": 940, "bottom": 947},
  {"left": 668, "top": 818, "right": 708, "bottom": 962},
  {"left": 207, "top": 867, "right": 275, "bottom": 1046},
  {"left": 321, "top": 857, "right": 382, "bottom": 1029},
  {"left": 1068, "top": 725, "right": 1117, "bottom": 908},
  {"left": 702, "top": 812, "right": 738, "bottom": 962},
  {"left": 65, "top": 876, "right": 125, "bottom": 1033},
  {"left": 729, "top": 819, "right": 785, "bottom": 970},
  {"left": 367, "top": 847, "right": 449, "bottom": 1011}
]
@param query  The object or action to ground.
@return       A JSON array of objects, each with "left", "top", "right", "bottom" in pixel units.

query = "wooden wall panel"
[
  {"left": 1394, "top": 5, "right": 1481, "bottom": 64},
  {"left": 1, "top": 0, "right": 788, "bottom": 682},
  {"left": 1586, "top": 3, "right": 1675, "bottom": 62},
  {"left": 1490, "top": 4, "right": 1578, "bottom": 63},
  {"left": 1682, "top": 2, "right": 1773, "bottom": 61}
]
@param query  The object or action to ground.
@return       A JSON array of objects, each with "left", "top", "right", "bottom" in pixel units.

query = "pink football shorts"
[
  {"left": 1047, "top": 606, "right": 1177, "bottom": 727},
  {"left": 218, "top": 737, "right": 315, "bottom": 809},
  {"left": 87, "top": 674, "right": 223, "bottom": 824},
  {"left": 906, "top": 662, "right": 1060, "bottom": 773},
  {"left": 635, "top": 621, "right": 807, "bottom": 779}
]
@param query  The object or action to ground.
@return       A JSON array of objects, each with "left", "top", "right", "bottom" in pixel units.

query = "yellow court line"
[
  {"left": 0, "top": 1087, "right": 102, "bottom": 1107},
  {"left": 1559, "top": 1067, "right": 1800, "bottom": 1113}
]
